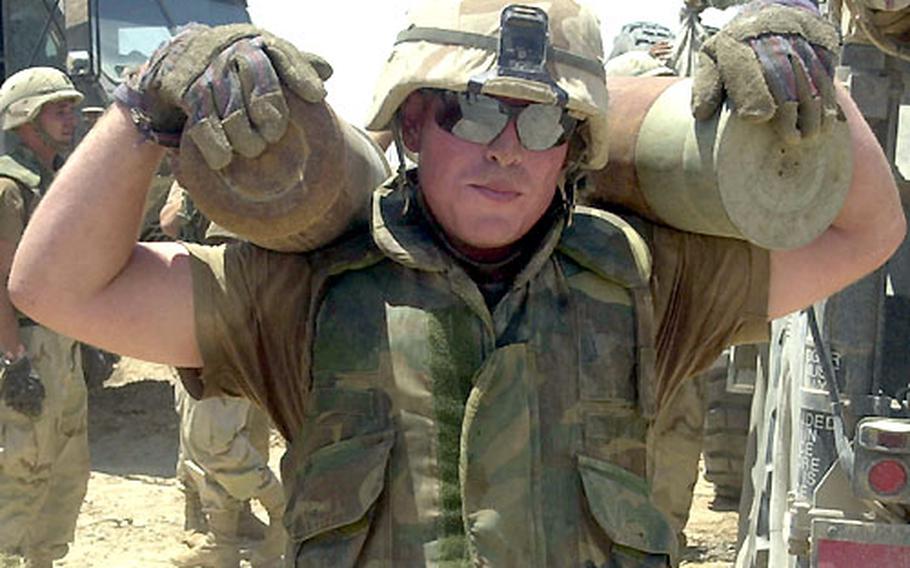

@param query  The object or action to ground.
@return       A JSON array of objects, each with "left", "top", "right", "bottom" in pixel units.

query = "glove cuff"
[
  {"left": 755, "top": 0, "right": 819, "bottom": 14},
  {"left": 112, "top": 82, "right": 183, "bottom": 147}
]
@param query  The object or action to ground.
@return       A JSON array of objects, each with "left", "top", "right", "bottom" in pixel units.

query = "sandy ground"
[{"left": 55, "top": 357, "right": 740, "bottom": 567}]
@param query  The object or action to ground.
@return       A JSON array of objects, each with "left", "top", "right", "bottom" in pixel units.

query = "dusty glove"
[
  {"left": 0, "top": 355, "right": 45, "bottom": 418},
  {"left": 113, "top": 24, "right": 333, "bottom": 169},
  {"left": 691, "top": 0, "right": 840, "bottom": 143}
]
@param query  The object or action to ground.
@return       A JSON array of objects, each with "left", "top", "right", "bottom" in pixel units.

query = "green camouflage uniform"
[
  {"left": 184, "top": 173, "right": 768, "bottom": 567},
  {"left": 0, "top": 143, "right": 88, "bottom": 564}
]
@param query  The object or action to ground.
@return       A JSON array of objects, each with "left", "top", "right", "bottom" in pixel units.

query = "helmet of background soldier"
[
  {"left": 366, "top": 0, "right": 610, "bottom": 170},
  {"left": 0, "top": 67, "right": 83, "bottom": 131},
  {"left": 608, "top": 21, "right": 674, "bottom": 59},
  {"left": 606, "top": 51, "right": 676, "bottom": 77}
]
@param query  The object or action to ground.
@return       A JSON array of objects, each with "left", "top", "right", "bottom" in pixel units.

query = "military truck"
[
  {"left": 736, "top": 1, "right": 910, "bottom": 565},
  {"left": 1, "top": 0, "right": 252, "bottom": 386}
]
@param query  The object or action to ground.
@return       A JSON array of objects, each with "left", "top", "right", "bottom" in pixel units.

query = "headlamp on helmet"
[{"left": 469, "top": 5, "right": 567, "bottom": 105}]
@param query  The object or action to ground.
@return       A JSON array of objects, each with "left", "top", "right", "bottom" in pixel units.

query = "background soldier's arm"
[
  {"left": 0, "top": 239, "right": 23, "bottom": 357},
  {"left": 159, "top": 181, "right": 186, "bottom": 240}
]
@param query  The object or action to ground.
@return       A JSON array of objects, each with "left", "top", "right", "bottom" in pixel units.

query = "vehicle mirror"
[{"left": 67, "top": 50, "right": 91, "bottom": 77}]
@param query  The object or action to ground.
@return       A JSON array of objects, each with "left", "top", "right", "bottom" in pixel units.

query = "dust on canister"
[{"left": 586, "top": 76, "right": 853, "bottom": 250}]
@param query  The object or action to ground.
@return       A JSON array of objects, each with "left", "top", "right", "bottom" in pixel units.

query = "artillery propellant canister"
[
  {"left": 586, "top": 77, "right": 853, "bottom": 250},
  {"left": 175, "top": 92, "right": 390, "bottom": 253}
]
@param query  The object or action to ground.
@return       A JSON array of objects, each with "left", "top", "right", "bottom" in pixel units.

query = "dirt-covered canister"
[
  {"left": 586, "top": 76, "right": 853, "bottom": 250},
  {"left": 174, "top": 92, "right": 390, "bottom": 252}
]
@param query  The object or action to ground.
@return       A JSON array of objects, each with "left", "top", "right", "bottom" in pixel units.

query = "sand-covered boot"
[{"left": 171, "top": 510, "right": 241, "bottom": 567}]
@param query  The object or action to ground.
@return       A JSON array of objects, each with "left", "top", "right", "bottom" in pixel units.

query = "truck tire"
[{"left": 703, "top": 367, "right": 752, "bottom": 502}]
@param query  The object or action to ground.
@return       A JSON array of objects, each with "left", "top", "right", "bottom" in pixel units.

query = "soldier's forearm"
[
  {"left": 0, "top": 295, "right": 23, "bottom": 358},
  {"left": 9, "top": 103, "right": 166, "bottom": 328},
  {"left": 0, "top": 241, "right": 23, "bottom": 357}
]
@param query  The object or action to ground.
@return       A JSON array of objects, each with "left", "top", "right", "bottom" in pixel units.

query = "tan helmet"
[
  {"left": 0, "top": 67, "right": 83, "bottom": 131},
  {"left": 366, "top": 0, "right": 609, "bottom": 170},
  {"left": 606, "top": 51, "right": 676, "bottom": 78}
]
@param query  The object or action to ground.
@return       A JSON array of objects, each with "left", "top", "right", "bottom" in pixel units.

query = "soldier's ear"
[{"left": 399, "top": 91, "right": 429, "bottom": 152}]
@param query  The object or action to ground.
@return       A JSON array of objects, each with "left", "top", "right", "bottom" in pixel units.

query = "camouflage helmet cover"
[
  {"left": 366, "top": 0, "right": 610, "bottom": 169},
  {"left": 0, "top": 67, "right": 83, "bottom": 131}
]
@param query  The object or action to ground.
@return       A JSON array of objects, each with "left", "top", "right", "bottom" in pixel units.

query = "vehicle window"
[{"left": 97, "top": 0, "right": 249, "bottom": 82}]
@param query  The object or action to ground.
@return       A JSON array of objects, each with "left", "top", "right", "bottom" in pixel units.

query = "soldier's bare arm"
[
  {"left": 11, "top": 25, "right": 332, "bottom": 369},
  {"left": 8, "top": 103, "right": 202, "bottom": 367},
  {"left": 767, "top": 87, "right": 906, "bottom": 319}
]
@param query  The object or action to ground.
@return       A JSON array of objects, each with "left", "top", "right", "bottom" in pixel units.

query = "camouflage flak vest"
[{"left": 282, "top": 185, "right": 677, "bottom": 567}]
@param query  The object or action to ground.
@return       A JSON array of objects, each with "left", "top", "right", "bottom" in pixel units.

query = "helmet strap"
[
  {"left": 558, "top": 159, "right": 583, "bottom": 227},
  {"left": 390, "top": 116, "right": 412, "bottom": 216}
]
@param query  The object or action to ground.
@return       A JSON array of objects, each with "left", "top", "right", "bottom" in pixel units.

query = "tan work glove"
[
  {"left": 113, "top": 24, "right": 333, "bottom": 169},
  {"left": 691, "top": 0, "right": 841, "bottom": 144}
]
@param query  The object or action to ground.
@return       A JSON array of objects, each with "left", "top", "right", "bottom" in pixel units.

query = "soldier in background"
[
  {"left": 161, "top": 184, "right": 285, "bottom": 568},
  {"left": 0, "top": 67, "right": 87, "bottom": 568}
]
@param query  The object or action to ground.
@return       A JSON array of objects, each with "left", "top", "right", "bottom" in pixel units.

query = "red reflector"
[
  {"left": 817, "top": 538, "right": 910, "bottom": 567},
  {"left": 868, "top": 460, "right": 907, "bottom": 495}
]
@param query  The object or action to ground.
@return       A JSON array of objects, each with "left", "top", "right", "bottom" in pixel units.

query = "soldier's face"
[
  {"left": 37, "top": 100, "right": 77, "bottom": 145},
  {"left": 403, "top": 91, "right": 567, "bottom": 254}
]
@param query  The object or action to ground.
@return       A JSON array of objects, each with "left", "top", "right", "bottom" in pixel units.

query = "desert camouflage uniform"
[
  {"left": 173, "top": 382, "right": 284, "bottom": 567},
  {"left": 0, "top": 142, "right": 88, "bottom": 566},
  {"left": 174, "top": 384, "right": 275, "bottom": 513}
]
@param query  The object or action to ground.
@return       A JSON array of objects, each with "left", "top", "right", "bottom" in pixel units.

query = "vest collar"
[{"left": 371, "top": 173, "right": 449, "bottom": 273}]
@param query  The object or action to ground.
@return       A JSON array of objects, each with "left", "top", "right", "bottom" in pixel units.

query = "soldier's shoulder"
[
  {"left": 308, "top": 225, "right": 384, "bottom": 272},
  {"left": 224, "top": 225, "right": 382, "bottom": 276},
  {"left": 559, "top": 205, "right": 653, "bottom": 287},
  {"left": 0, "top": 154, "right": 39, "bottom": 189}
]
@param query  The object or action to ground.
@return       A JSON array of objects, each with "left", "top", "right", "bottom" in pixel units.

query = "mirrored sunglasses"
[{"left": 431, "top": 90, "right": 577, "bottom": 151}]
